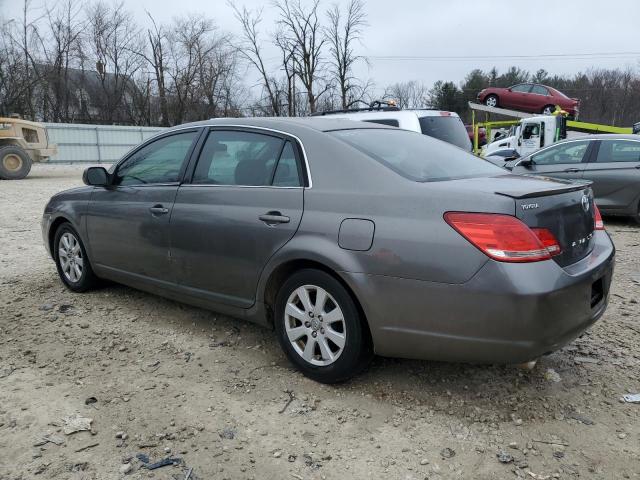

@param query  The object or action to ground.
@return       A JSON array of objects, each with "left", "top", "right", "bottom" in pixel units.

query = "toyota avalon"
[{"left": 42, "top": 118, "right": 615, "bottom": 383}]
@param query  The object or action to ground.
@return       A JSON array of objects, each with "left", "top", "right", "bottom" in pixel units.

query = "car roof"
[
  {"left": 555, "top": 134, "right": 640, "bottom": 142},
  {"left": 317, "top": 109, "right": 460, "bottom": 119},
  {"left": 169, "top": 116, "right": 397, "bottom": 134}
]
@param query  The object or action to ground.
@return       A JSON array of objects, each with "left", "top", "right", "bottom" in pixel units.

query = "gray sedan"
[
  {"left": 505, "top": 135, "right": 640, "bottom": 223},
  {"left": 42, "top": 118, "right": 615, "bottom": 383}
]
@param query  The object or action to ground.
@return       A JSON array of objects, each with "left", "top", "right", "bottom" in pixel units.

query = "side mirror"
[
  {"left": 518, "top": 159, "right": 534, "bottom": 169},
  {"left": 83, "top": 166, "right": 110, "bottom": 186}
]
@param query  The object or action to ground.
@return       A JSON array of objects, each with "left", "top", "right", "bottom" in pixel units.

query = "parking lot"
[{"left": 1, "top": 164, "right": 639, "bottom": 479}]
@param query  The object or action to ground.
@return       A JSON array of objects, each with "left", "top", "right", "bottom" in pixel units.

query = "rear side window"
[
  {"left": 595, "top": 140, "right": 640, "bottom": 163},
  {"left": 192, "top": 131, "right": 303, "bottom": 186},
  {"left": 418, "top": 115, "right": 471, "bottom": 150},
  {"left": 363, "top": 119, "right": 400, "bottom": 127},
  {"left": 115, "top": 131, "right": 198, "bottom": 186},
  {"left": 511, "top": 84, "right": 532, "bottom": 93},
  {"left": 330, "top": 128, "right": 502, "bottom": 182},
  {"left": 530, "top": 85, "right": 549, "bottom": 95},
  {"left": 272, "top": 142, "right": 302, "bottom": 186}
]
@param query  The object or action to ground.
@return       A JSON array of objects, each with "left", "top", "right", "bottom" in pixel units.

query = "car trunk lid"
[{"left": 493, "top": 177, "right": 595, "bottom": 267}]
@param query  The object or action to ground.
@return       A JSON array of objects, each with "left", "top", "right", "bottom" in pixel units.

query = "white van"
[{"left": 313, "top": 103, "right": 472, "bottom": 151}]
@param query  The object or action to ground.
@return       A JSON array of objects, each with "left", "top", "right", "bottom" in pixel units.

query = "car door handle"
[
  {"left": 564, "top": 168, "right": 581, "bottom": 173},
  {"left": 149, "top": 205, "right": 169, "bottom": 215},
  {"left": 259, "top": 211, "right": 290, "bottom": 225}
]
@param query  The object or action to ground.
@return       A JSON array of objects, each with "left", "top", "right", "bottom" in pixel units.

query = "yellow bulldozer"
[{"left": 0, "top": 116, "right": 57, "bottom": 179}]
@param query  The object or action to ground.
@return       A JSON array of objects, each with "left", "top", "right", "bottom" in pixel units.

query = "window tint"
[
  {"left": 193, "top": 131, "right": 285, "bottom": 186},
  {"left": 418, "top": 116, "right": 471, "bottom": 150},
  {"left": 595, "top": 140, "right": 640, "bottom": 163},
  {"left": 531, "top": 140, "right": 590, "bottom": 165},
  {"left": 115, "top": 131, "right": 197, "bottom": 186},
  {"left": 331, "top": 128, "right": 503, "bottom": 182},
  {"left": 272, "top": 142, "right": 302, "bottom": 186},
  {"left": 531, "top": 85, "right": 549, "bottom": 95},
  {"left": 363, "top": 119, "right": 400, "bottom": 127},
  {"left": 511, "top": 84, "right": 531, "bottom": 93}
]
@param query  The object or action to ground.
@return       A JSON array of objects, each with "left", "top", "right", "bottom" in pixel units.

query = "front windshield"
[{"left": 330, "top": 128, "right": 503, "bottom": 182}]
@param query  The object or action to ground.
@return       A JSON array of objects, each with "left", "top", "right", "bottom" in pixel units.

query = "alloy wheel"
[
  {"left": 485, "top": 96, "right": 497, "bottom": 108},
  {"left": 284, "top": 285, "right": 346, "bottom": 366},
  {"left": 58, "top": 232, "right": 84, "bottom": 283}
]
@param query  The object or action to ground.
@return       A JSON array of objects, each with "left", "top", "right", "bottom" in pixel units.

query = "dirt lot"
[{"left": 1, "top": 164, "right": 639, "bottom": 480}]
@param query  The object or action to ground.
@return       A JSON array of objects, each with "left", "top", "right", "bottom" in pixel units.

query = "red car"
[
  {"left": 465, "top": 124, "right": 486, "bottom": 147},
  {"left": 477, "top": 83, "right": 580, "bottom": 118}
]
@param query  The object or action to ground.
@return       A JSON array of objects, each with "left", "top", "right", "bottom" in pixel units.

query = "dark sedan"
[
  {"left": 478, "top": 83, "right": 580, "bottom": 117},
  {"left": 42, "top": 118, "right": 614, "bottom": 383},
  {"left": 507, "top": 135, "right": 640, "bottom": 223}
]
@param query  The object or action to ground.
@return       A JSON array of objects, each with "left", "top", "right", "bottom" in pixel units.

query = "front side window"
[
  {"left": 531, "top": 140, "right": 590, "bottom": 165},
  {"left": 522, "top": 124, "right": 540, "bottom": 140},
  {"left": 192, "top": 130, "right": 302, "bottom": 187},
  {"left": 115, "top": 131, "right": 197, "bottom": 186},
  {"left": 331, "top": 128, "right": 502, "bottom": 182},
  {"left": 511, "top": 84, "right": 532, "bottom": 93},
  {"left": 595, "top": 140, "right": 640, "bottom": 163}
]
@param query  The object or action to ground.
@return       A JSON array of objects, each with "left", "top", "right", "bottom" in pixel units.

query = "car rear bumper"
[{"left": 343, "top": 231, "right": 615, "bottom": 364}]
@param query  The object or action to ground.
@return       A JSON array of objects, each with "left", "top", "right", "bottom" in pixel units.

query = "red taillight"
[
  {"left": 444, "top": 212, "right": 560, "bottom": 263},
  {"left": 531, "top": 228, "right": 562, "bottom": 256},
  {"left": 594, "top": 203, "right": 604, "bottom": 230}
]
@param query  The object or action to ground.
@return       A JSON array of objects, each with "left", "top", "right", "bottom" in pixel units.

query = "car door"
[
  {"left": 511, "top": 139, "right": 593, "bottom": 180},
  {"left": 529, "top": 85, "right": 551, "bottom": 112},
  {"left": 86, "top": 129, "right": 200, "bottom": 282},
  {"left": 581, "top": 139, "right": 640, "bottom": 211},
  {"left": 170, "top": 128, "right": 305, "bottom": 308},
  {"left": 518, "top": 121, "right": 544, "bottom": 157},
  {"left": 508, "top": 83, "right": 533, "bottom": 110}
]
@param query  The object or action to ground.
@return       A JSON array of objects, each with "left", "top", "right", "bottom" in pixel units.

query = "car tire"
[
  {"left": 54, "top": 223, "right": 99, "bottom": 292},
  {"left": 542, "top": 105, "right": 555, "bottom": 115},
  {"left": 274, "top": 269, "right": 372, "bottom": 383},
  {"left": 484, "top": 94, "right": 499, "bottom": 108},
  {"left": 0, "top": 145, "right": 32, "bottom": 180},
  {"left": 633, "top": 201, "right": 640, "bottom": 225}
]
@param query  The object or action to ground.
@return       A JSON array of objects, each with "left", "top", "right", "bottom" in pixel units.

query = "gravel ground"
[{"left": 1, "top": 164, "right": 639, "bottom": 480}]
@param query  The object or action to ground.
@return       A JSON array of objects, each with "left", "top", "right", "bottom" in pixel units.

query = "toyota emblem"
[{"left": 581, "top": 195, "right": 590, "bottom": 212}]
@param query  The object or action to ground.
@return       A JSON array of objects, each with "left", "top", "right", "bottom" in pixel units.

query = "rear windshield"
[
  {"left": 330, "top": 128, "right": 503, "bottom": 182},
  {"left": 419, "top": 115, "right": 471, "bottom": 150}
]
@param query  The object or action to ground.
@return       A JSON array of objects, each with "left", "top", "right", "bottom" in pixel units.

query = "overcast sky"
[{"left": 2, "top": 0, "right": 639, "bottom": 96}]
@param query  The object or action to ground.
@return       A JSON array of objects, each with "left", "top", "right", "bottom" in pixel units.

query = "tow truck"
[{"left": 469, "top": 102, "right": 635, "bottom": 158}]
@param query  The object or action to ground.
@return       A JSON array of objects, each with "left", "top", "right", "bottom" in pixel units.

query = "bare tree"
[
  {"left": 231, "top": 4, "right": 283, "bottom": 116},
  {"left": 383, "top": 81, "right": 429, "bottom": 109},
  {"left": 325, "top": 0, "right": 367, "bottom": 109},
  {"left": 275, "top": 0, "right": 330, "bottom": 113},
  {"left": 140, "top": 12, "right": 170, "bottom": 126},
  {"left": 37, "top": 0, "right": 85, "bottom": 121},
  {"left": 85, "top": 1, "right": 144, "bottom": 123}
]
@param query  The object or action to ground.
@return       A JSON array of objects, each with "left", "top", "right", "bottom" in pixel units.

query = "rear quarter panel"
[{"left": 267, "top": 132, "right": 514, "bottom": 285}]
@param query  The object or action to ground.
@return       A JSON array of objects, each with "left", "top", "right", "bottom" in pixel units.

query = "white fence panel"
[{"left": 44, "top": 123, "right": 166, "bottom": 164}]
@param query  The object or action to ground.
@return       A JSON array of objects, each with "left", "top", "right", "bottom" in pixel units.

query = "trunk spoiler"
[{"left": 494, "top": 178, "right": 591, "bottom": 199}]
